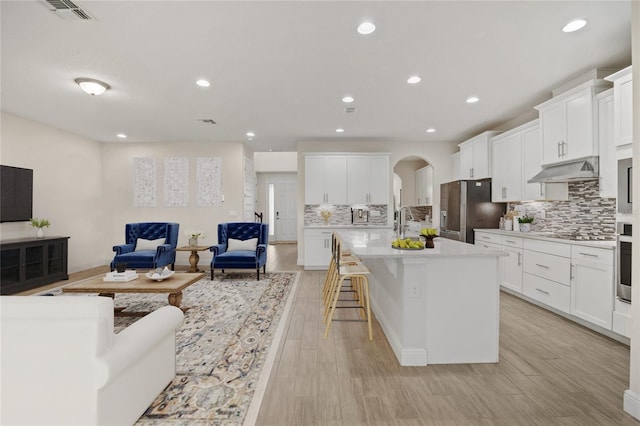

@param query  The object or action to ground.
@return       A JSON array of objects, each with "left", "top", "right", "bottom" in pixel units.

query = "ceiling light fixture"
[
  {"left": 563, "top": 19, "right": 587, "bottom": 33},
  {"left": 357, "top": 21, "right": 376, "bottom": 35},
  {"left": 75, "top": 78, "right": 110, "bottom": 96},
  {"left": 407, "top": 76, "right": 421, "bottom": 84},
  {"left": 116, "top": 133, "right": 127, "bottom": 139},
  {"left": 466, "top": 96, "right": 479, "bottom": 104},
  {"left": 196, "top": 79, "right": 210, "bottom": 87},
  {"left": 426, "top": 128, "right": 436, "bottom": 133},
  {"left": 246, "top": 131, "right": 255, "bottom": 137},
  {"left": 342, "top": 96, "right": 354, "bottom": 103},
  {"left": 336, "top": 128, "right": 345, "bottom": 133}
]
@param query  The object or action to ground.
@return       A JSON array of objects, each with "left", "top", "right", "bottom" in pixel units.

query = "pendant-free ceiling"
[{"left": 75, "top": 78, "right": 110, "bottom": 96}]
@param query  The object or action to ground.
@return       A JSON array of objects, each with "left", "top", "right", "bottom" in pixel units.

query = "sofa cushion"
[
  {"left": 135, "top": 237, "right": 165, "bottom": 252},
  {"left": 227, "top": 238, "right": 258, "bottom": 252}
]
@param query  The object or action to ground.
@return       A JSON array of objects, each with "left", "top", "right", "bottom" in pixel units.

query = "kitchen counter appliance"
[
  {"left": 617, "top": 222, "right": 632, "bottom": 303},
  {"left": 440, "top": 179, "right": 506, "bottom": 244}
]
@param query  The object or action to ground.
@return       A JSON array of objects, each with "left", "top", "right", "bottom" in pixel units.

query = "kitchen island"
[{"left": 339, "top": 229, "right": 506, "bottom": 366}]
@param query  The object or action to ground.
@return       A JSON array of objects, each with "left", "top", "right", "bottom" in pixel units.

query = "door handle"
[{"left": 276, "top": 211, "right": 280, "bottom": 220}]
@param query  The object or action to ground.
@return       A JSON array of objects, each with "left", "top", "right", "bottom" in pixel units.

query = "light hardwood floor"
[
  {"left": 256, "top": 244, "right": 639, "bottom": 425},
  {"left": 19, "top": 244, "right": 638, "bottom": 425}
]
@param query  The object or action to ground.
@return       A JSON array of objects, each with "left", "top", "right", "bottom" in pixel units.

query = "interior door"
[{"left": 274, "top": 178, "right": 297, "bottom": 242}]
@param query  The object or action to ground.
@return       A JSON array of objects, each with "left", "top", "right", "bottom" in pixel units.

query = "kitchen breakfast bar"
[{"left": 338, "top": 229, "right": 506, "bottom": 366}]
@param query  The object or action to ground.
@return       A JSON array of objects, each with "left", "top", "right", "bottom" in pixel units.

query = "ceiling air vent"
[
  {"left": 41, "top": 0, "right": 93, "bottom": 20},
  {"left": 345, "top": 107, "right": 356, "bottom": 114},
  {"left": 199, "top": 119, "right": 216, "bottom": 125}
]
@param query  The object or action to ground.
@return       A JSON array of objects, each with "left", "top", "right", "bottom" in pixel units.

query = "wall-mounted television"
[{"left": 0, "top": 165, "right": 33, "bottom": 223}]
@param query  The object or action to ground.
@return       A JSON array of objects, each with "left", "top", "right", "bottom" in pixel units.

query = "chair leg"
[
  {"left": 257, "top": 268, "right": 260, "bottom": 280},
  {"left": 210, "top": 269, "right": 214, "bottom": 280}
]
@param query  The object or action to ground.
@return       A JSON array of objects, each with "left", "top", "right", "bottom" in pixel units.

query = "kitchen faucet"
[{"left": 397, "top": 205, "right": 415, "bottom": 240}]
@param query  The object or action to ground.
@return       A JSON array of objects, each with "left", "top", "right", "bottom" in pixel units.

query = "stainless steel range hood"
[{"left": 527, "top": 156, "right": 599, "bottom": 183}]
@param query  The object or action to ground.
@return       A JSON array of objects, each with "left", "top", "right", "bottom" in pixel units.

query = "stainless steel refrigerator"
[{"left": 440, "top": 179, "right": 506, "bottom": 244}]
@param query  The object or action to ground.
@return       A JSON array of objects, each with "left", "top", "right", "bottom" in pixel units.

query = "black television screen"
[{"left": 0, "top": 165, "right": 33, "bottom": 223}]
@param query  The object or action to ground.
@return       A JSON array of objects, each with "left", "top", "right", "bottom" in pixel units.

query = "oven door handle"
[{"left": 618, "top": 235, "right": 633, "bottom": 243}]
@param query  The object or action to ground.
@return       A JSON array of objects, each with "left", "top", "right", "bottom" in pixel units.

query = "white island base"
[{"left": 340, "top": 230, "right": 503, "bottom": 366}]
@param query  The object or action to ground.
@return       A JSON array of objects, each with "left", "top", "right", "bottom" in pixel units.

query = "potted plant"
[
  {"left": 30, "top": 217, "right": 51, "bottom": 239},
  {"left": 185, "top": 230, "right": 205, "bottom": 247},
  {"left": 518, "top": 215, "right": 534, "bottom": 232}
]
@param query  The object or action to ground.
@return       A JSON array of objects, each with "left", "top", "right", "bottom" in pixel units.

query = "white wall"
[
  {"left": 255, "top": 152, "right": 297, "bottom": 172},
  {"left": 0, "top": 112, "right": 106, "bottom": 272},
  {"left": 101, "top": 141, "right": 247, "bottom": 267}
]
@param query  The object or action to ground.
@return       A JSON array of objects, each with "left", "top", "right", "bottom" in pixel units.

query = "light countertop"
[
  {"left": 475, "top": 229, "right": 616, "bottom": 249},
  {"left": 338, "top": 229, "right": 506, "bottom": 259}
]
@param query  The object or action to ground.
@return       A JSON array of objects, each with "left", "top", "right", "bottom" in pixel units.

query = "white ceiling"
[{"left": 0, "top": 1, "right": 632, "bottom": 152}]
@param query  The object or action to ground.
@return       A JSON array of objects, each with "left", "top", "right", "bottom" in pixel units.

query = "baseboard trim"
[{"left": 624, "top": 389, "right": 640, "bottom": 421}]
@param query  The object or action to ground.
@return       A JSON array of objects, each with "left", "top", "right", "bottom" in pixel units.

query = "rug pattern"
[{"left": 41, "top": 271, "right": 298, "bottom": 425}]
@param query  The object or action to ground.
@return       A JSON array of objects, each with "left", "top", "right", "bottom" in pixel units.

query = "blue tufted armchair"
[
  {"left": 111, "top": 222, "right": 180, "bottom": 271},
  {"left": 210, "top": 222, "right": 269, "bottom": 280}
]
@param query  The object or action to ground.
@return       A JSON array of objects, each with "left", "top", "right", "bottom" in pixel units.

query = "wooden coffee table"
[{"left": 62, "top": 272, "right": 204, "bottom": 314}]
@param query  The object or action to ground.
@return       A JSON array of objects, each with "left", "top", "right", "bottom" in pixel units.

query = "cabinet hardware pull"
[
  {"left": 536, "top": 288, "right": 550, "bottom": 295},
  {"left": 482, "top": 236, "right": 490, "bottom": 240},
  {"left": 505, "top": 239, "right": 515, "bottom": 243},
  {"left": 579, "top": 252, "right": 599, "bottom": 258},
  {"left": 570, "top": 264, "right": 574, "bottom": 280},
  {"left": 517, "top": 252, "right": 522, "bottom": 266},
  {"left": 557, "top": 141, "right": 561, "bottom": 157},
  {"left": 540, "top": 183, "right": 543, "bottom": 197},
  {"left": 535, "top": 263, "right": 550, "bottom": 269}
]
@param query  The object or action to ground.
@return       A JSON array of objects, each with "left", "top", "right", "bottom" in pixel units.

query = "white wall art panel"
[
  {"left": 164, "top": 157, "right": 189, "bottom": 207},
  {"left": 196, "top": 157, "right": 222, "bottom": 207},
  {"left": 133, "top": 157, "right": 157, "bottom": 207}
]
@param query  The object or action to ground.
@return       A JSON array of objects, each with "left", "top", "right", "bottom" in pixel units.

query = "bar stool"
[
  {"left": 321, "top": 232, "right": 360, "bottom": 309},
  {"left": 323, "top": 239, "right": 372, "bottom": 341}
]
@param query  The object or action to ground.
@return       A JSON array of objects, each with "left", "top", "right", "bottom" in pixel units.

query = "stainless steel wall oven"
[{"left": 617, "top": 222, "right": 632, "bottom": 303}]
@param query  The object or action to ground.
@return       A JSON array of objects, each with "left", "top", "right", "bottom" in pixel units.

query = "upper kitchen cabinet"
[
  {"left": 535, "top": 79, "right": 611, "bottom": 165},
  {"left": 605, "top": 66, "right": 633, "bottom": 150},
  {"left": 415, "top": 165, "right": 433, "bottom": 206},
  {"left": 458, "top": 131, "right": 501, "bottom": 179},
  {"left": 304, "top": 154, "right": 347, "bottom": 204},
  {"left": 347, "top": 155, "right": 390, "bottom": 204},
  {"left": 596, "top": 89, "right": 616, "bottom": 198},
  {"left": 492, "top": 120, "right": 567, "bottom": 202}
]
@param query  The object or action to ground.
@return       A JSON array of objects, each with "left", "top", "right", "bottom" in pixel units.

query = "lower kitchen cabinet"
[
  {"left": 570, "top": 246, "right": 614, "bottom": 330},
  {"left": 501, "top": 236, "right": 523, "bottom": 293},
  {"left": 304, "top": 229, "right": 333, "bottom": 270},
  {"left": 523, "top": 273, "right": 571, "bottom": 313}
]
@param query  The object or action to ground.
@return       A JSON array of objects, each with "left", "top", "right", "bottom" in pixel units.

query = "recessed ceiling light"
[
  {"left": 563, "top": 19, "right": 587, "bottom": 33},
  {"left": 75, "top": 78, "right": 110, "bottom": 96},
  {"left": 357, "top": 22, "right": 376, "bottom": 35},
  {"left": 466, "top": 96, "right": 479, "bottom": 104},
  {"left": 116, "top": 133, "right": 127, "bottom": 139},
  {"left": 336, "top": 128, "right": 345, "bottom": 133},
  {"left": 196, "top": 79, "right": 210, "bottom": 87},
  {"left": 246, "top": 131, "right": 255, "bottom": 137},
  {"left": 342, "top": 96, "right": 354, "bottom": 103},
  {"left": 407, "top": 76, "right": 421, "bottom": 84},
  {"left": 426, "top": 128, "right": 436, "bottom": 133}
]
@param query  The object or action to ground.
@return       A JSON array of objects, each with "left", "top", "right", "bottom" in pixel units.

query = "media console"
[{"left": 0, "top": 236, "right": 69, "bottom": 295}]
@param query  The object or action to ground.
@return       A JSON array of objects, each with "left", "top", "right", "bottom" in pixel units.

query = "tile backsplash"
[
  {"left": 512, "top": 180, "right": 616, "bottom": 240},
  {"left": 304, "top": 204, "right": 389, "bottom": 226}
]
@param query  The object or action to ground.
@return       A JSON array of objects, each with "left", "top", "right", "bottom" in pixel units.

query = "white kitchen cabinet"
[
  {"left": 501, "top": 236, "right": 523, "bottom": 293},
  {"left": 303, "top": 228, "right": 333, "bottom": 270},
  {"left": 415, "top": 165, "right": 433, "bottom": 206},
  {"left": 596, "top": 89, "right": 616, "bottom": 198},
  {"left": 613, "top": 299, "right": 632, "bottom": 338},
  {"left": 605, "top": 66, "right": 633, "bottom": 148},
  {"left": 535, "top": 80, "right": 611, "bottom": 165},
  {"left": 305, "top": 155, "right": 347, "bottom": 204},
  {"left": 491, "top": 130, "right": 523, "bottom": 202},
  {"left": 570, "top": 245, "right": 614, "bottom": 330},
  {"left": 451, "top": 152, "right": 461, "bottom": 181},
  {"left": 523, "top": 239, "right": 571, "bottom": 313},
  {"left": 458, "top": 131, "right": 501, "bottom": 180},
  {"left": 521, "top": 122, "right": 568, "bottom": 201},
  {"left": 347, "top": 155, "right": 390, "bottom": 204}
]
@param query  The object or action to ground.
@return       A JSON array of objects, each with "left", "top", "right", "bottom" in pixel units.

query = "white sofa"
[{"left": 0, "top": 296, "right": 184, "bottom": 426}]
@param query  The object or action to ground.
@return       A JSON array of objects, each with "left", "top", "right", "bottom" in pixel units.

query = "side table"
[{"left": 176, "top": 246, "right": 210, "bottom": 273}]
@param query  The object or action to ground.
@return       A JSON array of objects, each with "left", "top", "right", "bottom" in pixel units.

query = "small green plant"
[
  {"left": 30, "top": 218, "right": 51, "bottom": 228},
  {"left": 518, "top": 215, "right": 534, "bottom": 224}
]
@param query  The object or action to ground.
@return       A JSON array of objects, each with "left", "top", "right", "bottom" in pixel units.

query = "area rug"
[{"left": 37, "top": 271, "right": 300, "bottom": 426}]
